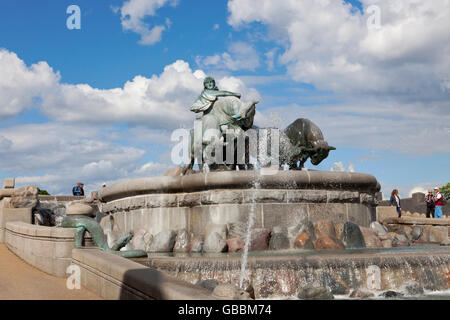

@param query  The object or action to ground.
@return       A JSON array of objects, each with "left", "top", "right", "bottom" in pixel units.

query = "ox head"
[
  {"left": 308, "top": 140, "right": 336, "bottom": 165},
  {"left": 241, "top": 100, "right": 258, "bottom": 130}
]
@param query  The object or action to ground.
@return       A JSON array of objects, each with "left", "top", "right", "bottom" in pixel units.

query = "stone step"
[{"left": 382, "top": 217, "right": 450, "bottom": 226}]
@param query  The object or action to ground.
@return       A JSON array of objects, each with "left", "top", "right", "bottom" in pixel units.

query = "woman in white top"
[{"left": 390, "top": 189, "right": 402, "bottom": 218}]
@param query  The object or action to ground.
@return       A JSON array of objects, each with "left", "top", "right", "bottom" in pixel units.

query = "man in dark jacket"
[{"left": 72, "top": 182, "right": 82, "bottom": 196}]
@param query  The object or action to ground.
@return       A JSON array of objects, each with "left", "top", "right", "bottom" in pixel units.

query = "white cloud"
[
  {"left": 116, "top": 0, "right": 178, "bottom": 45},
  {"left": 330, "top": 161, "right": 354, "bottom": 172},
  {"left": 330, "top": 162, "right": 346, "bottom": 172},
  {"left": 0, "top": 49, "right": 263, "bottom": 195},
  {"left": 0, "top": 50, "right": 58, "bottom": 117},
  {"left": 265, "top": 48, "right": 278, "bottom": 71},
  {"left": 1, "top": 122, "right": 176, "bottom": 195},
  {"left": 0, "top": 122, "right": 148, "bottom": 195},
  {"left": 134, "top": 161, "right": 171, "bottom": 175},
  {"left": 0, "top": 135, "right": 12, "bottom": 150},
  {"left": 260, "top": 100, "right": 450, "bottom": 155},
  {"left": 0, "top": 50, "right": 261, "bottom": 131},
  {"left": 226, "top": 0, "right": 450, "bottom": 155},
  {"left": 217, "top": 76, "right": 261, "bottom": 103},
  {"left": 196, "top": 42, "right": 260, "bottom": 71},
  {"left": 227, "top": 0, "right": 450, "bottom": 100}
]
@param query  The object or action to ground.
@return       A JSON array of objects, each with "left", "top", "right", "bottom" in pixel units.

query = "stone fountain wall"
[
  {"left": 98, "top": 171, "right": 381, "bottom": 238},
  {"left": 146, "top": 249, "right": 450, "bottom": 299}
]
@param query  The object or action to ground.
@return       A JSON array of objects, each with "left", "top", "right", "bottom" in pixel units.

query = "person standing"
[
  {"left": 80, "top": 183, "right": 85, "bottom": 196},
  {"left": 390, "top": 189, "right": 402, "bottom": 218},
  {"left": 425, "top": 190, "right": 435, "bottom": 218},
  {"left": 433, "top": 187, "right": 443, "bottom": 218},
  {"left": 72, "top": 182, "right": 82, "bottom": 196}
]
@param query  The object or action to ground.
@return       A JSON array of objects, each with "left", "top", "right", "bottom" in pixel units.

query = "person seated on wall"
[
  {"left": 425, "top": 190, "right": 435, "bottom": 218},
  {"left": 390, "top": 189, "right": 402, "bottom": 218}
]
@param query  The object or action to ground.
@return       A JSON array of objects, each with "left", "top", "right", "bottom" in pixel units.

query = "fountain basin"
[
  {"left": 133, "top": 246, "right": 450, "bottom": 299},
  {"left": 98, "top": 171, "right": 381, "bottom": 237}
]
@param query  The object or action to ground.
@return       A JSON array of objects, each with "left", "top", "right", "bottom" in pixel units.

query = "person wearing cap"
[
  {"left": 433, "top": 187, "right": 443, "bottom": 218},
  {"left": 425, "top": 190, "right": 435, "bottom": 218}
]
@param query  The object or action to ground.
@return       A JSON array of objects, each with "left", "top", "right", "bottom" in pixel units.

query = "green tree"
[
  {"left": 440, "top": 183, "right": 450, "bottom": 201},
  {"left": 38, "top": 189, "right": 51, "bottom": 195}
]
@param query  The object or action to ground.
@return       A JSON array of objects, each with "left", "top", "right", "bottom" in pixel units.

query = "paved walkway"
[{"left": 0, "top": 245, "right": 101, "bottom": 300}]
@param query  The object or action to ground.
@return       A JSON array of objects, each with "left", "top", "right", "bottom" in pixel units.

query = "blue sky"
[{"left": 0, "top": 0, "right": 449, "bottom": 198}]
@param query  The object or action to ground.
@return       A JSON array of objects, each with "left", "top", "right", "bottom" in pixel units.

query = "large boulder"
[
  {"left": 196, "top": 279, "right": 219, "bottom": 292},
  {"left": 297, "top": 286, "right": 334, "bottom": 300},
  {"left": 189, "top": 238, "right": 204, "bottom": 253},
  {"left": 130, "top": 229, "right": 148, "bottom": 251},
  {"left": 392, "top": 233, "right": 410, "bottom": 247},
  {"left": 105, "top": 229, "right": 120, "bottom": 248},
  {"left": 399, "top": 225, "right": 414, "bottom": 241},
  {"left": 203, "top": 232, "right": 228, "bottom": 253},
  {"left": 37, "top": 201, "right": 66, "bottom": 217},
  {"left": 393, "top": 233, "right": 409, "bottom": 242},
  {"left": 269, "top": 233, "right": 290, "bottom": 250},
  {"left": 314, "top": 220, "right": 336, "bottom": 239},
  {"left": 33, "top": 208, "right": 56, "bottom": 226},
  {"left": 360, "top": 227, "right": 382, "bottom": 248},
  {"left": 381, "top": 239, "right": 393, "bottom": 248},
  {"left": 250, "top": 228, "right": 271, "bottom": 251},
  {"left": 226, "top": 238, "right": 244, "bottom": 253},
  {"left": 173, "top": 229, "right": 190, "bottom": 253},
  {"left": 404, "top": 282, "right": 424, "bottom": 295},
  {"left": 349, "top": 289, "right": 374, "bottom": 299},
  {"left": 205, "top": 224, "right": 228, "bottom": 240},
  {"left": 10, "top": 186, "right": 39, "bottom": 209},
  {"left": 417, "top": 225, "right": 432, "bottom": 243},
  {"left": 341, "top": 222, "right": 366, "bottom": 249},
  {"left": 294, "top": 232, "right": 314, "bottom": 249},
  {"left": 288, "top": 219, "right": 315, "bottom": 247},
  {"left": 370, "top": 221, "right": 388, "bottom": 236},
  {"left": 429, "top": 226, "right": 448, "bottom": 243},
  {"left": 380, "top": 291, "right": 404, "bottom": 298},
  {"left": 297, "top": 219, "right": 316, "bottom": 237},
  {"left": 146, "top": 230, "right": 177, "bottom": 253},
  {"left": 314, "top": 236, "right": 344, "bottom": 250},
  {"left": 411, "top": 226, "right": 423, "bottom": 241},
  {"left": 227, "top": 222, "right": 247, "bottom": 239},
  {"left": 334, "top": 223, "right": 345, "bottom": 240}
]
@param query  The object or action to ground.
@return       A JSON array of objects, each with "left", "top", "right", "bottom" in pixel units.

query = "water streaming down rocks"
[{"left": 143, "top": 246, "right": 450, "bottom": 299}]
